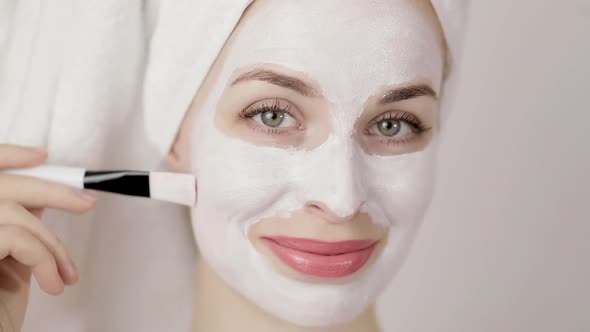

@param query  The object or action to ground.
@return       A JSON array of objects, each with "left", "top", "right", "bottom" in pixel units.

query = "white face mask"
[{"left": 189, "top": 0, "right": 444, "bottom": 327}]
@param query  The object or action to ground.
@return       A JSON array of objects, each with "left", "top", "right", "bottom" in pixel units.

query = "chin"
[{"left": 194, "top": 213, "right": 419, "bottom": 327}]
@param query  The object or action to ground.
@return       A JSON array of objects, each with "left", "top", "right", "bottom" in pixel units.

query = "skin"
[
  {"left": 170, "top": 1, "right": 444, "bottom": 331},
  {"left": 0, "top": 144, "right": 96, "bottom": 331}
]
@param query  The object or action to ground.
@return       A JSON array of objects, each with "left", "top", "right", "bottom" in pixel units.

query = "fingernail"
[
  {"left": 76, "top": 190, "right": 97, "bottom": 202},
  {"left": 69, "top": 260, "right": 79, "bottom": 278}
]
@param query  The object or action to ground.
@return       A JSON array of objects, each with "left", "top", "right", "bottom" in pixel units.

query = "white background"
[{"left": 378, "top": 1, "right": 590, "bottom": 331}]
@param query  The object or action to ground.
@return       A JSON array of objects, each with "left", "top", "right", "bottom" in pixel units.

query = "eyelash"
[
  {"left": 239, "top": 99, "right": 301, "bottom": 135},
  {"left": 366, "top": 111, "right": 432, "bottom": 145},
  {"left": 367, "top": 111, "right": 431, "bottom": 133},
  {"left": 238, "top": 101, "right": 431, "bottom": 145}
]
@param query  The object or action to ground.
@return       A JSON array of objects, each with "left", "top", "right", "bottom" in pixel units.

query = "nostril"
[
  {"left": 304, "top": 201, "right": 328, "bottom": 220},
  {"left": 304, "top": 200, "right": 358, "bottom": 223},
  {"left": 305, "top": 201, "right": 323, "bottom": 213}
]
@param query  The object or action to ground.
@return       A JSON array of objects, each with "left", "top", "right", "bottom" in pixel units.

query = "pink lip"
[{"left": 260, "top": 236, "right": 378, "bottom": 278}]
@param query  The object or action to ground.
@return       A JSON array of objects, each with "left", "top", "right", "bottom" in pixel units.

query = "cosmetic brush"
[{"left": 2, "top": 165, "right": 197, "bottom": 206}]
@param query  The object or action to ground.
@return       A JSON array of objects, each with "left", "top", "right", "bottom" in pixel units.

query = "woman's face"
[{"left": 181, "top": 0, "right": 445, "bottom": 327}]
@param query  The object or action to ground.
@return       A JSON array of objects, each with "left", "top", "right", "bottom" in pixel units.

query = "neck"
[{"left": 193, "top": 257, "right": 381, "bottom": 332}]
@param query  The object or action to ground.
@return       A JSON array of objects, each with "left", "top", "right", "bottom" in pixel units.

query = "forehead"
[{"left": 223, "top": 0, "right": 445, "bottom": 101}]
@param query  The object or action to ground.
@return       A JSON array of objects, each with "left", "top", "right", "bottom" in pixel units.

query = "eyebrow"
[
  {"left": 378, "top": 84, "right": 437, "bottom": 105},
  {"left": 231, "top": 69, "right": 320, "bottom": 97},
  {"left": 231, "top": 69, "right": 436, "bottom": 103}
]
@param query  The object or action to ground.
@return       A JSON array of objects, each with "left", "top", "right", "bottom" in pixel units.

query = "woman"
[{"left": 0, "top": 0, "right": 467, "bottom": 331}]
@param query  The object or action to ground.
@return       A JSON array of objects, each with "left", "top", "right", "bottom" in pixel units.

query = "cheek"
[
  {"left": 362, "top": 149, "right": 437, "bottom": 228},
  {"left": 190, "top": 127, "right": 299, "bottom": 227}
]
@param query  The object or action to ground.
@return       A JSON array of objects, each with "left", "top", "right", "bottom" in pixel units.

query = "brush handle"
[
  {"left": 2, "top": 165, "right": 196, "bottom": 206},
  {"left": 2, "top": 165, "right": 85, "bottom": 188}
]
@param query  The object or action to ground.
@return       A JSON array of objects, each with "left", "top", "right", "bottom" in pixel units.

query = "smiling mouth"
[{"left": 260, "top": 236, "right": 378, "bottom": 278}]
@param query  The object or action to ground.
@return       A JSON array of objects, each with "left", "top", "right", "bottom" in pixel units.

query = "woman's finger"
[
  {"left": 0, "top": 145, "right": 47, "bottom": 170},
  {"left": 0, "top": 225, "right": 64, "bottom": 295},
  {"left": 0, "top": 201, "right": 78, "bottom": 285},
  {"left": 0, "top": 175, "right": 96, "bottom": 213}
]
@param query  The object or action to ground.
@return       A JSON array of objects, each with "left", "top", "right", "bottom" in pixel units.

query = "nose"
[
  {"left": 304, "top": 200, "right": 362, "bottom": 224},
  {"left": 299, "top": 141, "right": 366, "bottom": 222}
]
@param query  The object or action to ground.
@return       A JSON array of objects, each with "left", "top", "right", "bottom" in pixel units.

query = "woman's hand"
[{"left": 0, "top": 144, "right": 96, "bottom": 331}]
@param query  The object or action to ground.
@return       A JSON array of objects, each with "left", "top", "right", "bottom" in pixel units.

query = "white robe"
[{"left": 0, "top": 1, "right": 468, "bottom": 331}]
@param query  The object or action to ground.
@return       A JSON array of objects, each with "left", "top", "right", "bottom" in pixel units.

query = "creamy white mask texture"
[{"left": 189, "top": 0, "right": 444, "bottom": 327}]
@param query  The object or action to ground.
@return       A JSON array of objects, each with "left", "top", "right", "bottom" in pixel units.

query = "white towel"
[{"left": 0, "top": 1, "right": 468, "bottom": 331}]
